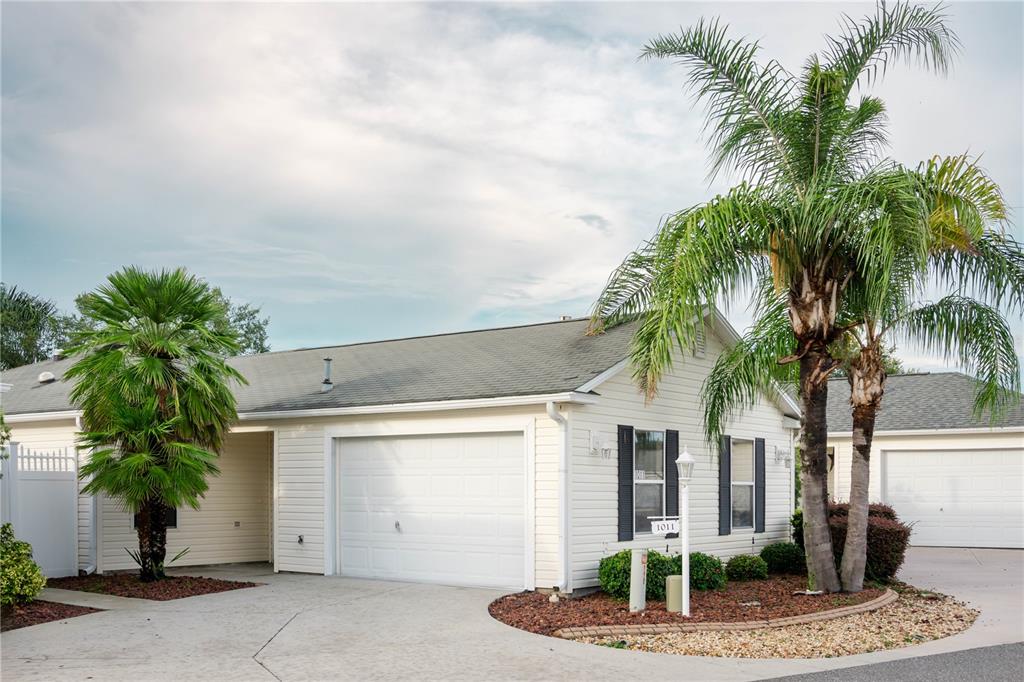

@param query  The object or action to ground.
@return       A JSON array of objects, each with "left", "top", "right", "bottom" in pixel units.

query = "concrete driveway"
[{"left": 3, "top": 548, "right": 1021, "bottom": 681}]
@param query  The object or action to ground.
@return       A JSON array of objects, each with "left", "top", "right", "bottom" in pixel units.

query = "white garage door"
[
  {"left": 336, "top": 432, "right": 526, "bottom": 588},
  {"left": 884, "top": 449, "right": 1024, "bottom": 549}
]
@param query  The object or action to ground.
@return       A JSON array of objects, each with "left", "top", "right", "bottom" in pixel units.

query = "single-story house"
[
  {"left": 1, "top": 314, "right": 801, "bottom": 591},
  {"left": 826, "top": 372, "right": 1024, "bottom": 550}
]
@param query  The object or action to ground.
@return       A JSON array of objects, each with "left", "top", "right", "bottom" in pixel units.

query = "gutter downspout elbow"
[{"left": 545, "top": 401, "right": 570, "bottom": 593}]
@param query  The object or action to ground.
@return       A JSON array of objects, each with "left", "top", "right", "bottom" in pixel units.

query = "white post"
[
  {"left": 680, "top": 478, "right": 690, "bottom": 616},
  {"left": 629, "top": 548, "right": 648, "bottom": 613}
]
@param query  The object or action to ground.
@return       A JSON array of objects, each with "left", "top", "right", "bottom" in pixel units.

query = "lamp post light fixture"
[{"left": 676, "top": 445, "right": 695, "bottom": 616}]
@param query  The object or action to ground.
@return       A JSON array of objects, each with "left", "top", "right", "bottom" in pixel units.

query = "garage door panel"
[
  {"left": 337, "top": 432, "right": 526, "bottom": 588},
  {"left": 884, "top": 448, "right": 1023, "bottom": 549}
]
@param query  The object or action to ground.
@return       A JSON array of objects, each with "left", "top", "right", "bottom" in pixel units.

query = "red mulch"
[
  {"left": 1, "top": 600, "right": 101, "bottom": 632},
  {"left": 48, "top": 573, "right": 259, "bottom": 601},
  {"left": 489, "top": 576, "right": 884, "bottom": 636}
]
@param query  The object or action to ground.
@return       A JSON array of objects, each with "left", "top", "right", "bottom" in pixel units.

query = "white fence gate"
[{"left": 1, "top": 443, "right": 79, "bottom": 577}]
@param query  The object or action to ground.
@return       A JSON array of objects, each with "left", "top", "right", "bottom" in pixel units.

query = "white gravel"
[{"left": 581, "top": 589, "right": 978, "bottom": 659}]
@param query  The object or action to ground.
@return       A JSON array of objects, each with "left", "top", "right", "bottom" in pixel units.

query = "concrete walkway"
[{"left": 3, "top": 548, "right": 1020, "bottom": 681}]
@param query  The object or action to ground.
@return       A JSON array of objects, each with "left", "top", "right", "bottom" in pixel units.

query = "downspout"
[
  {"left": 545, "top": 401, "right": 570, "bottom": 593},
  {"left": 76, "top": 415, "right": 97, "bottom": 575}
]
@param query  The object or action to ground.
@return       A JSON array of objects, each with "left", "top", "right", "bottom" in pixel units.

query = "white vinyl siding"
[
  {"left": 266, "top": 406, "right": 560, "bottom": 585},
  {"left": 99, "top": 431, "right": 272, "bottom": 571},
  {"left": 568, "top": 330, "right": 796, "bottom": 590},
  {"left": 6, "top": 419, "right": 91, "bottom": 570}
]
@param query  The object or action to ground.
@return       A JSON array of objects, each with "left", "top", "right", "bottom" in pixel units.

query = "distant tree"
[
  {"left": 211, "top": 289, "right": 270, "bottom": 355},
  {"left": 0, "top": 284, "right": 68, "bottom": 369}
]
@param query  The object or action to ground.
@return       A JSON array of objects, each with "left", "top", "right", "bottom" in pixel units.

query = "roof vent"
[
  {"left": 559, "top": 315, "right": 573, "bottom": 321},
  {"left": 321, "top": 357, "right": 333, "bottom": 393},
  {"left": 38, "top": 371, "right": 56, "bottom": 384}
]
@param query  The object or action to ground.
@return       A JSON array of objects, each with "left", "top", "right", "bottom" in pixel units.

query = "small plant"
[
  {"left": 687, "top": 552, "right": 727, "bottom": 590},
  {"left": 760, "top": 542, "right": 806, "bottom": 574},
  {"left": 725, "top": 554, "right": 769, "bottom": 581},
  {"left": 0, "top": 523, "right": 46, "bottom": 606},
  {"left": 599, "top": 640, "right": 629, "bottom": 649},
  {"left": 124, "top": 546, "right": 191, "bottom": 576}
]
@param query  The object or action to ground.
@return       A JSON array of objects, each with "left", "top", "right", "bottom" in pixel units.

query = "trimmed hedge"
[
  {"left": 791, "top": 503, "right": 912, "bottom": 581},
  {"left": 725, "top": 554, "right": 768, "bottom": 581},
  {"left": 829, "top": 515, "right": 911, "bottom": 581},
  {"left": 793, "top": 503, "right": 899, "bottom": 549},
  {"left": 598, "top": 549, "right": 727, "bottom": 600},
  {"left": 1, "top": 523, "right": 46, "bottom": 606},
  {"left": 760, "top": 542, "right": 806, "bottom": 575}
]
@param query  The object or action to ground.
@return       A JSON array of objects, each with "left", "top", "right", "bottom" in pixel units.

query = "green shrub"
[
  {"left": 760, "top": 542, "right": 806, "bottom": 574},
  {"left": 598, "top": 550, "right": 632, "bottom": 600},
  {"left": 790, "top": 504, "right": 912, "bottom": 581},
  {"left": 687, "top": 552, "right": 727, "bottom": 590},
  {"left": 0, "top": 523, "right": 46, "bottom": 606},
  {"left": 599, "top": 549, "right": 727, "bottom": 599},
  {"left": 645, "top": 550, "right": 676, "bottom": 601},
  {"left": 725, "top": 554, "right": 768, "bottom": 581}
]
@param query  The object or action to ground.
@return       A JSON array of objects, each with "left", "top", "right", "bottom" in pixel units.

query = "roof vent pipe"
[{"left": 321, "top": 357, "right": 333, "bottom": 393}]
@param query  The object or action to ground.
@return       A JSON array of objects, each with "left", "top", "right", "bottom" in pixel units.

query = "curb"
[{"left": 554, "top": 588, "right": 898, "bottom": 639}]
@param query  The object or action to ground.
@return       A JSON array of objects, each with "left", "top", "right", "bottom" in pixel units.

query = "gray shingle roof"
[
  {"left": 0, "top": 318, "right": 639, "bottom": 416},
  {"left": 826, "top": 372, "right": 1024, "bottom": 432}
]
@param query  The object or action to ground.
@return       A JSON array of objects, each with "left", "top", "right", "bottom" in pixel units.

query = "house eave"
[{"left": 827, "top": 426, "right": 1024, "bottom": 438}]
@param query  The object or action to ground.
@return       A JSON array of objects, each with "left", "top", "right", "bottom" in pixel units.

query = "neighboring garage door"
[
  {"left": 336, "top": 432, "right": 526, "bottom": 588},
  {"left": 884, "top": 449, "right": 1024, "bottom": 549}
]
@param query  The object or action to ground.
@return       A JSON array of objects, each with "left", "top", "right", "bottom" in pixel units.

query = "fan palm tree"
[
  {"left": 65, "top": 268, "right": 245, "bottom": 581},
  {"left": 591, "top": 2, "right": 975, "bottom": 592}
]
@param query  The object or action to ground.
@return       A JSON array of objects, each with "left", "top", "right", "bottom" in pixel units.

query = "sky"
[{"left": 2, "top": 1, "right": 1022, "bottom": 373}]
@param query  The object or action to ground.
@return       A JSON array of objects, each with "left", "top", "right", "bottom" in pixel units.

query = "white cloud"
[{"left": 2, "top": 1, "right": 1021, "bottom": 362}]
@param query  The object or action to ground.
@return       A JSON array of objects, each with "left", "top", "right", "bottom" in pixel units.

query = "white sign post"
[{"left": 676, "top": 446, "right": 696, "bottom": 617}]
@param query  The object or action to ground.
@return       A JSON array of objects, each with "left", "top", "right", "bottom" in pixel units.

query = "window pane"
[
  {"left": 732, "top": 439, "right": 754, "bottom": 482},
  {"left": 732, "top": 485, "right": 753, "bottom": 528},
  {"left": 634, "top": 483, "right": 664, "bottom": 534},
  {"left": 635, "top": 430, "right": 665, "bottom": 481}
]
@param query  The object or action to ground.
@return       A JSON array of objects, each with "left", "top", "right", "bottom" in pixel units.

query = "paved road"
[{"left": 765, "top": 643, "right": 1024, "bottom": 682}]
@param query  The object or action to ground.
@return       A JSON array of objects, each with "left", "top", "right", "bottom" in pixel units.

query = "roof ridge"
[{"left": 247, "top": 316, "right": 593, "bottom": 357}]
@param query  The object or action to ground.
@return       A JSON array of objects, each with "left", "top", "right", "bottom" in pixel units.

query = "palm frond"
[
  {"left": 825, "top": 1, "right": 960, "bottom": 96},
  {"left": 893, "top": 295, "right": 1020, "bottom": 418}
]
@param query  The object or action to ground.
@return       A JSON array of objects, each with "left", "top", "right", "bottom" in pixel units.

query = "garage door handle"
[{"left": 395, "top": 520, "right": 402, "bottom": 532}]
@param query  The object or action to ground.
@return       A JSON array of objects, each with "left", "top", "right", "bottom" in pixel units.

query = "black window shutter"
[
  {"left": 755, "top": 438, "right": 766, "bottom": 533},
  {"left": 664, "top": 430, "right": 679, "bottom": 539},
  {"left": 718, "top": 435, "right": 731, "bottom": 535},
  {"left": 617, "top": 425, "right": 634, "bottom": 541}
]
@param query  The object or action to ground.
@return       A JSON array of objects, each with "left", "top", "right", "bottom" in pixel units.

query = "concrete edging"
[{"left": 554, "top": 588, "right": 899, "bottom": 639}]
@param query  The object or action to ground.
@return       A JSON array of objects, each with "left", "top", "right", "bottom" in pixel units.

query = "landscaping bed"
[
  {"left": 582, "top": 586, "right": 977, "bottom": 658},
  {"left": 48, "top": 573, "right": 259, "bottom": 600},
  {"left": 489, "top": 576, "right": 884, "bottom": 636},
  {"left": 1, "top": 600, "right": 101, "bottom": 632}
]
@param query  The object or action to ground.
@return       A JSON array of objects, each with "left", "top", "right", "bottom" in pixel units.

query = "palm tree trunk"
[
  {"left": 798, "top": 349, "right": 841, "bottom": 593},
  {"left": 136, "top": 498, "right": 169, "bottom": 582},
  {"left": 840, "top": 350, "right": 885, "bottom": 592}
]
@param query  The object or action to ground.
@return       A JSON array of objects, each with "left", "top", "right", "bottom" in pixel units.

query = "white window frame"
[
  {"left": 633, "top": 429, "right": 666, "bottom": 536},
  {"left": 730, "top": 436, "right": 755, "bottom": 530}
]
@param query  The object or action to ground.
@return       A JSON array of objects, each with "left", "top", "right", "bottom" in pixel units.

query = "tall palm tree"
[
  {"left": 65, "top": 268, "right": 245, "bottom": 581},
  {"left": 704, "top": 158, "right": 1022, "bottom": 590},
  {"left": 591, "top": 2, "right": 967, "bottom": 592}
]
